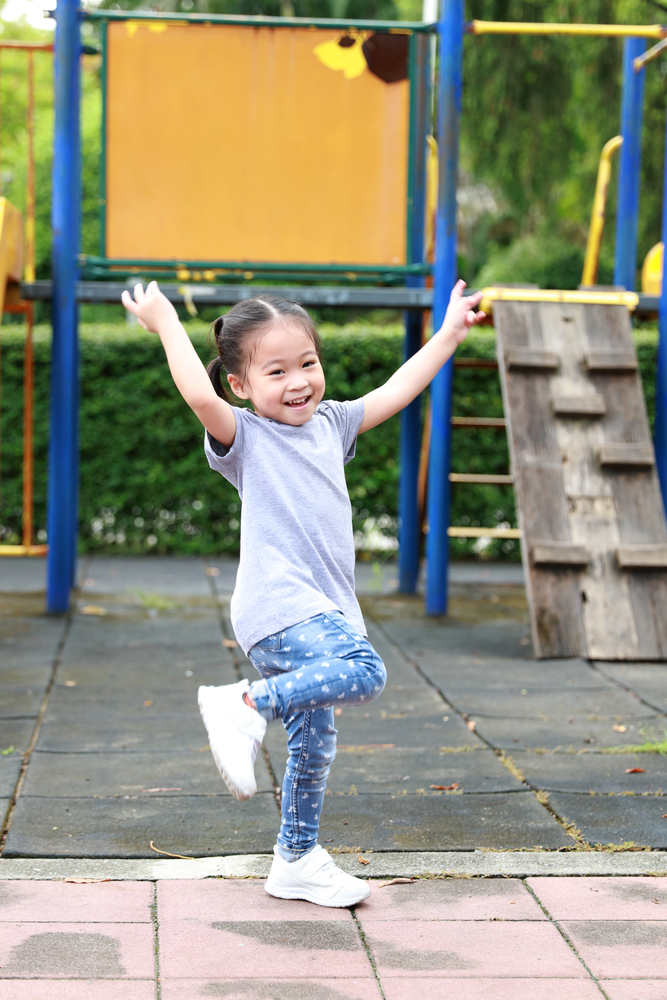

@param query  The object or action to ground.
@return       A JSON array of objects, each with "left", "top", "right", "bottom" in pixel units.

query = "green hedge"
[{"left": 0, "top": 321, "right": 659, "bottom": 560}]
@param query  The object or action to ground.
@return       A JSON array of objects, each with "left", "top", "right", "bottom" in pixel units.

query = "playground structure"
[{"left": 1, "top": 2, "right": 667, "bottom": 644}]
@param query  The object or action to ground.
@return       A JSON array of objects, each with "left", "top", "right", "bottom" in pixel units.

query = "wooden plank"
[
  {"left": 532, "top": 542, "right": 590, "bottom": 566},
  {"left": 599, "top": 443, "right": 655, "bottom": 467},
  {"left": 495, "top": 300, "right": 587, "bottom": 659},
  {"left": 584, "top": 349, "right": 637, "bottom": 371},
  {"left": 506, "top": 348, "right": 559, "bottom": 371},
  {"left": 617, "top": 544, "right": 667, "bottom": 569},
  {"left": 552, "top": 394, "right": 607, "bottom": 417}
]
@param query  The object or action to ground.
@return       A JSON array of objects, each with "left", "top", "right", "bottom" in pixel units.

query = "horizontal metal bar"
[
  {"left": 468, "top": 20, "right": 667, "bottom": 38},
  {"left": 20, "top": 281, "right": 435, "bottom": 309},
  {"left": 81, "top": 256, "right": 430, "bottom": 278},
  {"left": 451, "top": 416, "right": 506, "bottom": 428},
  {"left": 448, "top": 526, "right": 522, "bottom": 538},
  {"left": 84, "top": 9, "right": 436, "bottom": 32},
  {"left": 22, "top": 282, "right": 661, "bottom": 313},
  {"left": 481, "top": 287, "right": 640, "bottom": 313},
  {"left": 0, "top": 544, "right": 48, "bottom": 556},
  {"left": 634, "top": 36, "right": 667, "bottom": 71},
  {"left": 0, "top": 41, "right": 53, "bottom": 50},
  {"left": 449, "top": 473, "right": 514, "bottom": 484}
]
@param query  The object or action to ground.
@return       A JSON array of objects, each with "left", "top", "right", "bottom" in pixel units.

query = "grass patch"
[
  {"left": 134, "top": 590, "right": 176, "bottom": 611},
  {"left": 601, "top": 734, "right": 667, "bottom": 755}
]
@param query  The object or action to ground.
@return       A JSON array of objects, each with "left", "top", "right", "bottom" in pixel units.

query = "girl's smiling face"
[{"left": 227, "top": 323, "right": 325, "bottom": 424}]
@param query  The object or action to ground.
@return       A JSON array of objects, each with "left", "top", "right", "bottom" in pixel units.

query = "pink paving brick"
[
  {"left": 528, "top": 878, "right": 667, "bottom": 921},
  {"left": 602, "top": 981, "right": 667, "bottom": 1000},
  {"left": 0, "top": 922, "right": 155, "bottom": 979},
  {"left": 359, "top": 877, "right": 544, "bottom": 921},
  {"left": 382, "top": 979, "right": 603, "bottom": 1000},
  {"left": 158, "top": 914, "right": 371, "bottom": 979},
  {"left": 160, "top": 978, "right": 382, "bottom": 999},
  {"left": 0, "top": 981, "right": 155, "bottom": 1000},
  {"left": 0, "top": 881, "right": 153, "bottom": 923},
  {"left": 563, "top": 921, "right": 667, "bottom": 979},
  {"left": 158, "top": 878, "right": 355, "bottom": 922},
  {"left": 361, "top": 919, "right": 586, "bottom": 978}
]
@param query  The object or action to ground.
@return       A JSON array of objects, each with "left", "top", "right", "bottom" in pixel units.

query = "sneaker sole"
[{"left": 265, "top": 879, "right": 371, "bottom": 907}]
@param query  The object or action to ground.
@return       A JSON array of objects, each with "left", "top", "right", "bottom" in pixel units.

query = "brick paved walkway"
[{"left": 0, "top": 875, "right": 666, "bottom": 998}]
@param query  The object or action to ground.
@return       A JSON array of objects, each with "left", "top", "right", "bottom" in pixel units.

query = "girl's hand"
[
  {"left": 438, "top": 280, "right": 485, "bottom": 346},
  {"left": 121, "top": 281, "right": 179, "bottom": 333}
]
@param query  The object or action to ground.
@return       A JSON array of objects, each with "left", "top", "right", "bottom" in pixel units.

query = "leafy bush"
[
  {"left": 0, "top": 321, "right": 658, "bottom": 560},
  {"left": 474, "top": 234, "right": 614, "bottom": 291}
]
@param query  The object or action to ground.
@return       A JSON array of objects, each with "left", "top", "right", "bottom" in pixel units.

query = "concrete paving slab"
[
  {"left": 0, "top": 983, "right": 155, "bottom": 1000},
  {"left": 470, "top": 714, "right": 663, "bottom": 751},
  {"left": 0, "top": 557, "right": 46, "bottom": 593},
  {"left": 0, "top": 617, "right": 64, "bottom": 685},
  {"left": 317, "top": 790, "right": 570, "bottom": 850},
  {"left": 2, "top": 792, "right": 279, "bottom": 858},
  {"left": 157, "top": 879, "right": 355, "bottom": 921},
  {"left": 361, "top": 919, "right": 585, "bottom": 977},
  {"left": 518, "top": 751, "right": 667, "bottom": 794},
  {"left": 0, "top": 922, "right": 155, "bottom": 978},
  {"left": 0, "top": 688, "right": 45, "bottom": 719},
  {"left": 601, "top": 981, "right": 667, "bottom": 1000},
  {"left": 562, "top": 920, "right": 667, "bottom": 978},
  {"left": 450, "top": 686, "right": 650, "bottom": 722},
  {"left": 528, "top": 876, "right": 667, "bottom": 920},
  {"left": 548, "top": 793, "right": 667, "bottom": 848},
  {"left": 381, "top": 981, "right": 601, "bottom": 1000},
  {"left": 0, "top": 758, "right": 21, "bottom": 798},
  {"left": 21, "top": 748, "right": 274, "bottom": 797},
  {"left": 357, "top": 876, "right": 544, "bottom": 921},
  {"left": 83, "top": 556, "right": 210, "bottom": 597},
  {"left": 323, "top": 747, "right": 523, "bottom": 794},
  {"left": 158, "top": 915, "right": 370, "bottom": 979},
  {"left": 378, "top": 619, "right": 531, "bottom": 664},
  {"left": 0, "top": 880, "right": 153, "bottom": 922},
  {"left": 596, "top": 663, "right": 667, "bottom": 714},
  {"left": 0, "top": 720, "right": 34, "bottom": 755},
  {"left": 160, "top": 980, "right": 381, "bottom": 1000}
]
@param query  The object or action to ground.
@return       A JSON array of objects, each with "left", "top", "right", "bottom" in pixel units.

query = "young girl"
[{"left": 122, "top": 280, "right": 484, "bottom": 907}]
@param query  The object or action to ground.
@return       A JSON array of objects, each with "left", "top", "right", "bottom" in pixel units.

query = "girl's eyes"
[
  {"left": 303, "top": 360, "right": 316, "bottom": 368},
  {"left": 269, "top": 369, "right": 284, "bottom": 376},
  {"left": 268, "top": 360, "right": 317, "bottom": 376}
]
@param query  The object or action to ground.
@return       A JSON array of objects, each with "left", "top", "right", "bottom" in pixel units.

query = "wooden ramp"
[{"left": 494, "top": 300, "right": 667, "bottom": 660}]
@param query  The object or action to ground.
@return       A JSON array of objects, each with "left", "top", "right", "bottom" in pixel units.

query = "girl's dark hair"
[{"left": 207, "top": 295, "right": 322, "bottom": 405}]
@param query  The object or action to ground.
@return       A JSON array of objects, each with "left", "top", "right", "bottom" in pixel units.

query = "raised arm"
[
  {"left": 359, "top": 281, "right": 485, "bottom": 434},
  {"left": 121, "top": 282, "right": 237, "bottom": 447}
]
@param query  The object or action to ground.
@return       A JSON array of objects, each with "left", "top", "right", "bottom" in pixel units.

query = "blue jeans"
[{"left": 247, "top": 611, "right": 386, "bottom": 861}]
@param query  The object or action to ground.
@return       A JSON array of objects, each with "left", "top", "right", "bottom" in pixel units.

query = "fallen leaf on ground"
[
  {"left": 141, "top": 787, "right": 182, "bottom": 793},
  {"left": 378, "top": 878, "right": 416, "bottom": 887},
  {"left": 149, "top": 840, "right": 204, "bottom": 862},
  {"left": 64, "top": 680, "right": 76, "bottom": 687},
  {"left": 466, "top": 720, "right": 476, "bottom": 732},
  {"left": 662, "top": 814, "right": 667, "bottom": 819},
  {"left": 205, "top": 567, "right": 220, "bottom": 577},
  {"left": 430, "top": 783, "right": 460, "bottom": 791},
  {"left": 142, "top": 700, "right": 153, "bottom": 707},
  {"left": 625, "top": 767, "right": 646, "bottom": 773},
  {"left": 357, "top": 855, "right": 370, "bottom": 865},
  {"left": 80, "top": 605, "right": 107, "bottom": 616},
  {"left": 612, "top": 725, "right": 627, "bottom": 733},
  {"left": 64, "top": 878, "right": 111, "bottom": 884},
  {"left": 222, "top": 639, "right": 238, "bottom": 648}
]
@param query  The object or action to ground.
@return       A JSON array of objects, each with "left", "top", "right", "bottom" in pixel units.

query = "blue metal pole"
[
  {"left": 399, "top": 33, "right": 430, "bottom": 594},
  {"left": 655, "top": 101, "right": 667, "bottom": 515},
  {"left": 614, "top": 38, "right": 646, "bottom": 291},
  {"left": 425, "top": 0, "right": 462, "bottom": 616},
  {"left": 47, "top": 0, "right": 81, "bottom": 613}
]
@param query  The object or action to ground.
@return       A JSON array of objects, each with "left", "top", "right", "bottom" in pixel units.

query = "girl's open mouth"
[{"left": 285, "top": 396, "right": 311, "bottom": 409}]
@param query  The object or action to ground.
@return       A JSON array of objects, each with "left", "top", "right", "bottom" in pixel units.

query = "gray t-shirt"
[{"left": 205, "top": 399, "right": 366, "bottom": 654}]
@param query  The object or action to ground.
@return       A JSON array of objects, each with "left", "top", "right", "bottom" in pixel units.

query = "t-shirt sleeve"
[
  {"left": 204, "top": 407, "right": 251, "bottom": 489},
  {"left": 323, "top": 398, "right": 365, "bottom": 465}
]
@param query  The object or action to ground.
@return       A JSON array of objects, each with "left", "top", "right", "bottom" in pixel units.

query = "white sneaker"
[
  {"left": 265, "top": 844, "right": 371, "bottom": 907},
  {"left": 198, "top": 680, "right": 267, "bottom": 801}
]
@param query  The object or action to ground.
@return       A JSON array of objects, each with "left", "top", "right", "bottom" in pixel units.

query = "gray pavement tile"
[
  {"left": 82, "top": 555, "right": 211, "bottom": 597},
  {"left": 380, "top": 619, "right": 530, "bottom": 662},
  {"left": 0, "top": 797, "right": 11, "bottom": 829},
  {"left": 0, "top": 617, "right": 64, "bottom": 682},
  {"left": 21, "top": 748, "right": 275, "bottom": 796},
  {"left": 547, "top": 792, "right": 667, "bottom": 848},
  {"left": 58, "top": 651, "right": 237, "bottom": 690},
  {"left": 0, "top": 720, "right": 34, "bottom": 755},
  {"left": 595, "top": 663, "right": 667, "bottom": 714},
  {"left": 516, "top": 751, "right": 667, "bottom": 794},
  {"left": 318, "top": 790, "right": 571, "bottom": 850},
  {"left": 469, "top": 714, "right": 663, "bottom": 752},
  {"left": 2, "top": 792, "right": 280, "bottom": 857},
  {"left": 324, "top": 748, "right": 523, "bottom": 795},
  {"left": 0, "top": 757, "right": 22, "bottom": 797},
  {"left": 0, "top": 556, "right": 47, "bottom": 592},
  {"left": 449, "top": 687, "right": 656, "bottom": 722},
  {"left": 0, "top": 688, "right": 44, "bottom": 719}
]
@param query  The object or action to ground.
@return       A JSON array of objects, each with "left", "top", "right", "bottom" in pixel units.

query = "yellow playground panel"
[{"left": 105, "top": 21, "right": 410, "bottom": 266}]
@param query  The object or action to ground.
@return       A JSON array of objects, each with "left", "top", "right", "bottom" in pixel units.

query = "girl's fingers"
[
  {"left": 121, "top": 290, "right": 137, "bottom": 312},
  {"left": 133, "top": 282, "right": 145, "bottom": 303}
]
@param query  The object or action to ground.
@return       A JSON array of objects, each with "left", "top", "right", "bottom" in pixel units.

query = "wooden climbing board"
[{"left": 495, "top": 301, "right": 667, "bottom": 660}]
